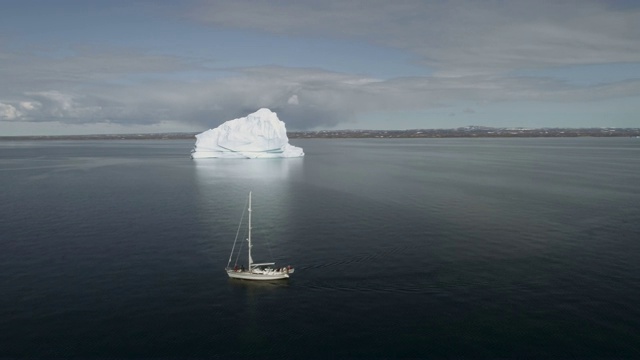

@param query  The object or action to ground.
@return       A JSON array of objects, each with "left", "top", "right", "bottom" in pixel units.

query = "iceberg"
[{"left": 191, "top": 108, "right": 304, "bottom": 159}]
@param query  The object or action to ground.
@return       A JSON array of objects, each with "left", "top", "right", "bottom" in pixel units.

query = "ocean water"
[{"left": 1, "top": 138, "right": 639, "bottom": 358}]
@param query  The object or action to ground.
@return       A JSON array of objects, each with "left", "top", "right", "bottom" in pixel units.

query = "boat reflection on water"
[{"left": 228, "top": 278, "right": 291, "bottom": 289}]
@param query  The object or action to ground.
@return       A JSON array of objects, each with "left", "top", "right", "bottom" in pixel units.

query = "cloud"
[
  {"left": 187, "top": 0, "right": 640, "bottom": 75},
  {"left": 0, "top": 47, "right": 191, "bottom": 94},
  {"left": 0, "top": 103, "right": 21, "bottom": 120},
  {"left": 287, "top": 94, "right": 299, "bottom": 105},
  {"left": 19, "top": 101, "right": 40, "bottom": 111},
  {"left": 2, "top": 1, "right": 640, "bottom": 132},
  {"left": 3, "top": 61, "right": 640, "bottom": 130},
  {"left": 20, "top": 90, "right": 110, "bottom": 122},
  {"left": 0, "top": 47, "right": 203, "bottom": 126}
]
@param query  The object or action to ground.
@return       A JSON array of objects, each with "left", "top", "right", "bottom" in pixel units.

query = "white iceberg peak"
[{"left": 191, "top": 108, "right": 304, "bottom": 159}]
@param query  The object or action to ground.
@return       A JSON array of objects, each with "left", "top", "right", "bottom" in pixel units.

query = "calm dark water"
[{"left": 1, "top": 138, "right": 639, "bottom": 358}]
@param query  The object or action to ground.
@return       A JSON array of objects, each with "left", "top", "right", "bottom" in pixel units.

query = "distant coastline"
[{"left": 2, "top": 127, "right": 639, "bottom": 141}]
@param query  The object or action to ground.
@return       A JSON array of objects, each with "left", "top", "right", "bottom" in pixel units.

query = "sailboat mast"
[{"left": 248, "top": 191, "right": 252, "bottom": 270}]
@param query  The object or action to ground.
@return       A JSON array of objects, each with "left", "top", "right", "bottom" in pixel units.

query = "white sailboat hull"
[
  {"left": 226, "top": 191, "right": 295, "bottom": 281},
  {"left": 226, "top": 269, "right": 293, "bottom": 280}
]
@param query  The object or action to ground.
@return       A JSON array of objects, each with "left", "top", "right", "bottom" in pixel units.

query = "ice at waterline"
[{"left": 191, "top": 108, "right": 304, "bottom": 159}]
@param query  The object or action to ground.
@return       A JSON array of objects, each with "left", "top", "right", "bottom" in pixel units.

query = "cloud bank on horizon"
[{"left": 1, "top": 0, "right": 639, "bottom": 135}]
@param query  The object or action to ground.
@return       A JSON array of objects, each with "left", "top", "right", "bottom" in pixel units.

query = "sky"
[{"left": 1, "top": 0, "right": 640, "bottom": 135}]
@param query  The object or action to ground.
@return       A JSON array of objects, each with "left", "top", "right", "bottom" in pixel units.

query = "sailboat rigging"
[{"left": 226, "top": 191, "right": 294, "bottom": 280}]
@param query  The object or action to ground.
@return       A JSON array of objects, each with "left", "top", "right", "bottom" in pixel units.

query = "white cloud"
[
  {"left": 0, "top": 103, "right": 21, "bottom": 120},
  {"left": 19, "top": 101, "right": 40, "bottom": 111},
  {"left": 287, "top": 94, "right": 299, "bottom": 105}
]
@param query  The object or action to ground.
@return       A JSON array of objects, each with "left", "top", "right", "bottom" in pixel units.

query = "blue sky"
[{"left": 1, "top": 0, "right": 639, "bottom": 135}]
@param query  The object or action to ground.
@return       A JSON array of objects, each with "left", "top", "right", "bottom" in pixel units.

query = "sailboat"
[{"left": 226, "top": 191, "right": 294, "bottom": 280}]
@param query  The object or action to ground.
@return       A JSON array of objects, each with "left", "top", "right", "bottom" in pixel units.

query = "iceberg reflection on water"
[{"left": 194, "top": 157, "right": 303, "bottom": 183}]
